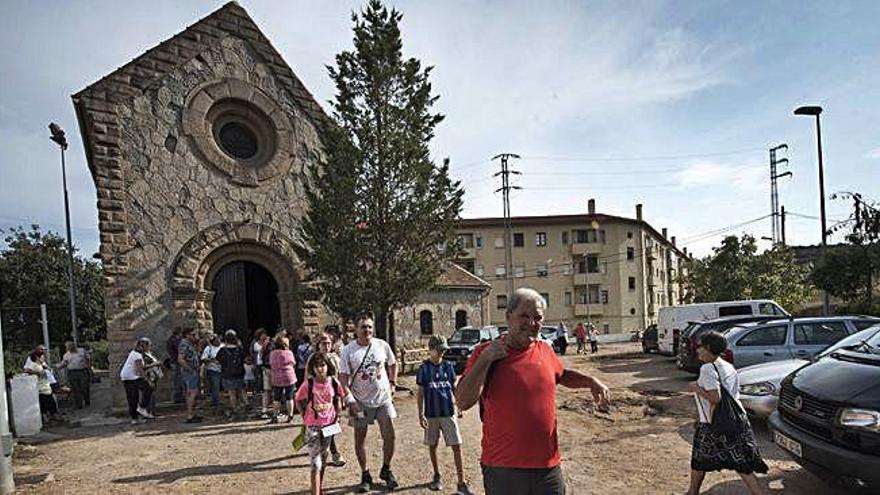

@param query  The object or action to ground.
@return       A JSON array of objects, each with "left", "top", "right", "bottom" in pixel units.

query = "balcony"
[
  {"left": 574, "top": 303, "right": 604, "bottom": 317},
  {"left": 570, "top": 243, "right": 597, "bottom": 256},
  {"left": 572, "top": 272, "right": 603, "bottom": 286}
]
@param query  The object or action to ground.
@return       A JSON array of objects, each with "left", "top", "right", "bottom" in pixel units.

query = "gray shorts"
[
  {"left": 180, "top": 370, "right": 200, "bottom": 392},
  {"left": 349, "top": 401, "right": 397, "bottom": 429},
  {"left": 424, "top": 416, "right": 462, "bottom": 447},
  {"left": 482, "top": 465, "right": 565, "bottom": 495}
]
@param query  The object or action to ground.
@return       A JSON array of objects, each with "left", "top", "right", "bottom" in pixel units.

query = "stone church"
[{"left": 72, "top": 2, "right": 488, "bottom": 404}]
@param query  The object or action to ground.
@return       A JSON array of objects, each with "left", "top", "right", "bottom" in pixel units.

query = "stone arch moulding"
[
  {"left": 168, "top": 221, "right": 320, "bottom": 334},
  {"left": 182, "top": 77, "right": 299, "bottom": 187}
]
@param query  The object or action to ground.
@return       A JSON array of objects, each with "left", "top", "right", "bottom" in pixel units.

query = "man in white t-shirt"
[{"left": 339, "top": 315, "right": 399, "bottom": 492}]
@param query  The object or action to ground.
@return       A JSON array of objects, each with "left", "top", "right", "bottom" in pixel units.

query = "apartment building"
[{"left": 456, "top": 200, "right": 689, "bottom": 335}]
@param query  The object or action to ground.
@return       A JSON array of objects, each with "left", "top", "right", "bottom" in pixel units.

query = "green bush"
[
  {"left": 2, "top": 347, "right": 32, "bottom": 379},
  {"left": 89, "top": 340, "right": 109, "bottom": 370}
]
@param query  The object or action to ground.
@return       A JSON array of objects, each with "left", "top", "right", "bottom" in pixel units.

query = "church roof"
[
  {"left": 72, "top": 1, "right": 330, "bottom": 174},
  {"left": 436, "top": 263, "right": 491, "bottom": 290}
]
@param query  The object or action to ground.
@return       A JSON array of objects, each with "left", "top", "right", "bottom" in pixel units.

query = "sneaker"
[
  {"left": 456, "top": 481, "right": 476, "bottom": 495},
  {"left": 357, "top": 471, "right": 373, "bottom": 493},
  {"left": 380, "top": 465, "right": 399, "bottom": 490},
  {"left": 429, "top": 473, "right": 442, "bottom": 491},
  {"left": 330, "top": 452, "right": 346, "bottom": 467},
  {"left": 136, "top": 407, "right": 155, "bottom": 419},
  {"left": 130, "top": 419, "right": 140, "bottom": 425}
]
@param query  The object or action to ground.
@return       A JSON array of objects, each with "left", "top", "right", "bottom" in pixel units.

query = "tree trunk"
[
  {"left": 375, "top": 307, "right": 388, "bottom": 341},
  {"left": 388, "top": 310, "right": 397, "bottom": 353}
]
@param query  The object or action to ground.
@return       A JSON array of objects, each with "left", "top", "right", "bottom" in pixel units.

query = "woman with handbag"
[{"left": 688, "top": 331, "right": 767, "bottom": 495}]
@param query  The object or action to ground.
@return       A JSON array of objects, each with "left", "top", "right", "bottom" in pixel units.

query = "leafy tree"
[
  {"left": 0, "top": 225, "right": 105, "bottom": 354},
  {"left": 683, "top": 234, "right": 811, "bottom": 310},
  {"left": 297, "top": 1, "right": 464, "bottom": 350},
  {"left": 813, "top": 193, "right": 880, "bottom": 312}
]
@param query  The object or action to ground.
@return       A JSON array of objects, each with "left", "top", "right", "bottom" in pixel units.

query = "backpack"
[
  {"left": 219, "top": 346, "right": 244, "bottom": 377},
  {"left": 306, "top": 377, "right": 343, "bottom": 419}
]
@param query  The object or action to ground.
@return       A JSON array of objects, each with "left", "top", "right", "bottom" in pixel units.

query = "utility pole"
[
  {"left": 49, "top": 123, "right": 79, "bottom": 345},
  {"left": 0, "top": 314, "right": 15, "bottom": 494},
  {"left": 780, "top": 206, "right": 787, "bottom": 246},
  {"left": 769, "top": 144, "right": 791, "bottom": 244},
  {"left": 493, "top": 153, "right": 521, "bottom": 297}
]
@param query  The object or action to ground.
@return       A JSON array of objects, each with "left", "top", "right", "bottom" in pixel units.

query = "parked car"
[
  {"left": 676, "top": 315, "right": 782, "bottom": 372},
  {"left": 642, "top": 324, "right": 659, "bottom": 353},
  {"left": 722, "top": 316, "right": 879, "bottom": 369},
  {"left": 657, "top": 299, "right": 788, "bottom": 355},
  {"left": 769, "top": 325, "right": 880, "bottom": 491},
  {"left": 539, "top": 326, "right": 565, "bottom": 353},
  {"left": 739, "top": 323, "right": 880, "bottom": 418},
  {"left": 443, "top": 325, "right": 500, "bottom": 372}
]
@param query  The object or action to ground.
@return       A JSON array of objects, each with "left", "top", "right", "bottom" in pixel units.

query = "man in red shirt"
[{"left": 457, "top": 287, "right": 611, "bottom": 494}]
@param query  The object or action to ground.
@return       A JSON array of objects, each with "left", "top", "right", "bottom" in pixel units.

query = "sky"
[{"left": 1, "top": 0, "right": 878, "bottom": 259}]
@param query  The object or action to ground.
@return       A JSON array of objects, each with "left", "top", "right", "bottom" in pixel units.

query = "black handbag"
[{"left": 710, "top": 362, "right": 748, "bottom": 435}]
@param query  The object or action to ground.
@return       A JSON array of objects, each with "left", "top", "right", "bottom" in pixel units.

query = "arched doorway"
[
  {"left": 211, "top": 261, "right": 281, "bottom": 343},
  {"left": 455, "top": 309, "right": 468, "bottom": 329}
]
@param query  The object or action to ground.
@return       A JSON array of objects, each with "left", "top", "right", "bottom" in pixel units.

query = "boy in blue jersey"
[{"left": 416, "top": 336, "right": 474, "bottom": 494}]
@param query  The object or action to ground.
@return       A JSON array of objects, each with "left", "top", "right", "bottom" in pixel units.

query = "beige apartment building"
[{"left": 456, "top": 200, "right": 689, "bottom": 335}]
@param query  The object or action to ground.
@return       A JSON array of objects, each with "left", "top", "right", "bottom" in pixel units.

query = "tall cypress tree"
[{"left": 297, "top": 0, "right": 464, "bottom": 350}]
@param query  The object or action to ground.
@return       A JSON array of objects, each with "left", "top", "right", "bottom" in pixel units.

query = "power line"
[{"left": 519, "top": 146, "right": 766, "bottom": 163}]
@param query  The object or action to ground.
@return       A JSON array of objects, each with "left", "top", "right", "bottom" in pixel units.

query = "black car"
[
  {"left": 676, "top": 315, "right": 780, "bottom": 372},
  {"left": 444, "top": 326, "right": 500, "bottom": 372},
  {"left": 769, "top": 325, "right": 880, "bottom": 491},
  {"left": 642, "top": 324, "right": 659, "bottom": 353}
]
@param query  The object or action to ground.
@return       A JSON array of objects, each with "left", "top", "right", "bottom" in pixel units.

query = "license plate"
[{"left": 774, "top": 431, "right": 802, "bottom": 457}]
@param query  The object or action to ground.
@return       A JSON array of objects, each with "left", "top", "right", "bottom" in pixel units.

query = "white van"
[{"left": 657, "top": 300, "right": 788, "bottom": 355}]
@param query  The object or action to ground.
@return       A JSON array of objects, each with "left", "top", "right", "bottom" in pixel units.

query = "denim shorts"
[
  {"left": 273, "top": 385, "right": 294, "bottom": 401},
  {"left": 222, "top": 377, "right": 245, "bottom": 390},
  {"left": 180, "top": 370, "right": 200, "bottom": 392}
]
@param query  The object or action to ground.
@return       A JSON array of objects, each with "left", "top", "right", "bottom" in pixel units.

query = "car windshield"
[
  {"left": 823, "top": 325, "right": 880, "bottom": 357},
  {"left": 449, "top": 329, "right": 480, "bottom": 344}
]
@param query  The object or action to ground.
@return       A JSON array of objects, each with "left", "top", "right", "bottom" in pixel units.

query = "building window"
[
  {"left": 574, "top": 229, "right": 606, "bottom": 244},
  {"left": 458, "top": 233, "right": 474, "bottom": 249},
  {"left": 601, "top": 290, "right": 608, "bottom": 304},
  {"left": 540, "top": 292, "right": 550, "bottom": 308},
  {"left": 564, "top": 291, "right": 572, "bottom": 306},
  {"left": 630, "top": 307, "right": 636, "bottom": 315},
  {"left": 496, "top": 295, "right": 507, "bottom": 310},
  {"left": 514, "top": 264, "right": 525, "bottom": 278},
  {"left": 627, "top": 231, "right": 633, "bottom": 239},
  {"left": 474, "top": 264, "right": 484, "bottom": 276},
  {"left": 495, "top": 264, "right": 506, "bottom": 278},
  {"left": 588, "top": 284, "right": 600, "bottom": 304},
  {"left": 603, "top": 323, "right": 610, "bottom": 334},
  {"left": 577, "top": 289, "right": 588, "bottom": 304},
  {"left": 562, "top": 262, "right": 572, "bottom": 275},
  {"left": 536, "top": 264, "right": 548, "bottom": 277},
  {"left": 455, "top": 310, "right": 468, "bottom": 330},
  {"left": 513, "top": 232, "right": 524, "bottom": 247},
  {"left": 587, "top": 255, "right": 600, "bottom": 273},
  {"left": 419, "top": 310, "right": 434, "bottom": 335},
  {"left": 475, "top": 235, "right": 483, "bottom": 248},
  {"left": 627, "top": 247, "right": 635, "bottom": 261},
  {"left": 561, "top": 231, "right": 569, "bottom": 244},
  {"left": 628, "top": 277, "right": 636, "bottom": 291},
  {"left": 494, "top": 236, "right": 504, "bottom": 248},
  {"left": 536, "top": 232, "right": 547, "bottom": 246}
]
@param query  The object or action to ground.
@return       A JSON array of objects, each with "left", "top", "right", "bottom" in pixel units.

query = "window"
[
  {"left": 577, "top": 289, "right": 588, "bottom": 304},
  {"left": 536, "top": 232, "right": 547, "bottom": 246},
  {"left": 630, "top": 307, "right": 636, "bottom": 315},
  {"left": 514, "top": 264, "right": 525, "bottom": 278},
  {"left": 603, "top": 323, "right": 610, "bottom": 334},
  {"left": 627, "top": 231, "right": 633, "bottom": 239},
  {"left": 458, "top": 233, "right": 474, "bottom": 249},
  {"left": 586, "top": 255, "right": 600, "bottom": 273},
  {"left": 564, "top": 291, "right": 572, "bottom": 306},
  {"left": 627, "top": 247, "right": 635, "bottom": 261},
  {"left": 513, "top": 232, "right": 524, "bottom": 247},
  {"left": 561, "top": 231, "right": 569, "bottom": 244},
  {"left": 718, "top": 305, "right": 751, "bottom": 317},
  {"left": 628, "top": 277, "right": 636, "bottom": 291},
  {"left": 758, "top": 302, "right": 787, "bottom": 316},
  {"left": 455, "top": 310, "right": 468, "bottom": 330},
  {"left": 601, "top": 290, "right": 608, "bottom": 304},
  {"left": 475, "top": 235, "right": 483, "bottom": 248},
  {"left": 737, "top": 325, "right": 787, "bottom": 346},
  {"left": 419, "top": 310, "right": 434, "bottom": 335},
  {"left": 854, "top": 319, "right": 880, "bottom": 331},
  {"left": 540, "top": 292, "right": 550, "bottom": 308},
  {"left": 794, "top": 322, "right": 848, "bottom": 345},
  {"left": 562, "top": 262, "right": 572, "bottom": 275},
  {"left": 496, "top": 295, "right": 508, "bottom": 310},
  {"left": 588, "top": 284, "right": 600, "bottom": 304},
  {"left": 536, "top": 263, "right": 548, "bottom": 277},
  {"left": 574, "top": 229, "right": 604, "bottom": 244},
  {"left": 495, "top": 264, "right": 506, "bottom": 278},
  {"left": 474, "top": 264, "right": 484, "bottom": 276},
  {"left": 494, "top": 236, "right": 504, "bottom": 248}
]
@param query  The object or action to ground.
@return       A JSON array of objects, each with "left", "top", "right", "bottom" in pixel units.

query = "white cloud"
[
  {"left": 674, "top": 161, "right": 766, "bottom": 193},
  {"left": 865, "top": 147, "right": 880, "bottom": 159}
]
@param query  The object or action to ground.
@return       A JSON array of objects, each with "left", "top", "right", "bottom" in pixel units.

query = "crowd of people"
[{"left": 113, "top": 286, "right": 764, "bottom": 495}]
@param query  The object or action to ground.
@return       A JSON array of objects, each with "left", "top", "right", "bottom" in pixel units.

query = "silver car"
[
  {"left": 724, "top": 316, "right": 879, "bottom": 369},
  {"left": 738, "top": 323, "right": 880, "bottom": 418}
]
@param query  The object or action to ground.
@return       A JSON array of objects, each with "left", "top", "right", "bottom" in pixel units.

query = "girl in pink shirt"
[
  {"left": 296, "top": 353, "right": 345, "bottom": 495},
  {"left": 269, "top": 336, "right": 296, "bottom": 422}
]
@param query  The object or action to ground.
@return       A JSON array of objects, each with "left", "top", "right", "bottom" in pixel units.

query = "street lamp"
[
  {"left": 793, "top": 105, "right": 830, "bottom": 315},
  {"left": 48, "top": 122, "right": 79, "bottom": 345}
]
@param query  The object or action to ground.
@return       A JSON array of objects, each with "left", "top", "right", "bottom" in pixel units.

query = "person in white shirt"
[
  {"left": 201, "top": 333, "right": 224, "bottom": 411},
  {"left": 339, "top": 315, "right": 399, "bottom": 492},
  {"left": 688, "top": 331, "right": 767, "bottom": 495},
  {"left": 120, "top": 337, "right": 160, "bottom": 425}
]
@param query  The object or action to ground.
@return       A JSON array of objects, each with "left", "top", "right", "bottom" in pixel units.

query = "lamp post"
[
  {"left": 49, "top": 122, "right": 79, "bottom": 344},
  {"left": 793, "top": 105, "right": 830, "bottom": 316}
]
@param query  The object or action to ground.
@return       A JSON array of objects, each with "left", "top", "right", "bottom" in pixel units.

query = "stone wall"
[{"left": 394, "top": 289, "right": 486, "bottom": 349}]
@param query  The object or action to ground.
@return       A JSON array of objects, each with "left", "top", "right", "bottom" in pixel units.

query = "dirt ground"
[{"left": 12, "top": 343, "right": 848, "bottom": 494}]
